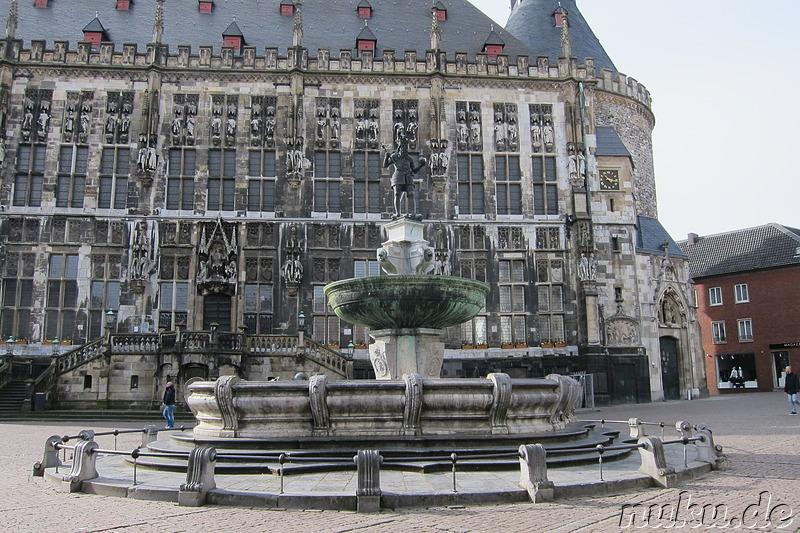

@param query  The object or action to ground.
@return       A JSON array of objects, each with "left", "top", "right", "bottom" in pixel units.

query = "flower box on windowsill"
[
  {"left": 354, "top": 344, "right": 367, "bottom": 350},
  {"left": 327, "top": 344, "right": 340, "bottom": 350},
  {"left": 554, "top": 342, "right": 567, "bottom": 348},
  {"left": 515, "top": 343, "right": 528, "bottom": 349},
  {"left": 540, "top": 342, "right": 554, "bottom": 348},
  {"left": 501, "top": 343, "right": 514, "bottom": 349},
  {"left": 475, "top": 344, "right": 488, "bottom": 349},
  {"left": 461, "top": 344, "right": 474, "bottom": 350}
]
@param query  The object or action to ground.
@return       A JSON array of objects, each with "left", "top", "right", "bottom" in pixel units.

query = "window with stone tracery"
[
  {"left": 496, "top": 155, "right": 522, "bottom": 215},
  {"left": 247, "top": 150, "right": 277, "bottom": 212},
  {"left": 207, "top": 149, "right": 236, "bottom": 212},
  {"left": 353, "top": 151, "right": 382, "bottom": 214},
  {"left": 45, "top": 254, "right": 79, "bottom": 342},
  {"left": 532, "top": 155, "right": 558, "bottom": 215},
  {"left": 498, "top": 259, "right": 527, "bottom": 344},
  {"left": 99, "top": 147, "right": 129, "bottom": 210},
  {"left": 158, "top": 255, "right": 190, "bottom": 330},
  {"left": 166, "top": 148, "right": 196, "bottom": 211},
  {"left": 243, "top": 253, "right": 274, "bottom": 334},
  {"left": 313, "top": 151, "right": 342, "bottom": 213},
  {"left": 88, "top": 254, "right": 121, "bottom": 340},
  {"left": 1, "top": 253, "right": 35, "bottom": 341}
]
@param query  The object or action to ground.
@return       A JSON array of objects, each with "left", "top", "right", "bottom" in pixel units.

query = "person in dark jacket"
[
  {"left": 163, "top": 381, "right": 176, "bottom": 429},
  {"left": 784, "top": 366, "right": 800, "bottom": 415}
]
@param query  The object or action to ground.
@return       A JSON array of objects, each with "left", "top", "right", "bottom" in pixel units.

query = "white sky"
[{"left": 469, "top": 0, "right": 800, "bottom": 240}]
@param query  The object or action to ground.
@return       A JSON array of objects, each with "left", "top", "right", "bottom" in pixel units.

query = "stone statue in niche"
[
  {"left": 406, "top": 108, "right": 418, "bottom": 147},
  {"left": 171, "top": 107, "right": 183, "bottom": 145},
  {"left": 63, "top": 103, "right": 76, "bottom": 141},
  {"left": 469, "top": 110, "right": 482, "bottom": 149},
  {"left": 211, "top": 101, "right": 223, "bottom": 145},
  {"left": 355, "top": 108, "right": 366, "bottom": 147},
  {"left": 493, "top": 110, "right": 506, "bottom": 151},
  {"left": 197, "top": 219, "right": 238, "bottom": 296},
  {"left": 329, "top": 106, "right": 340, "bottom": 148},
  {"left": 282, "top": 225, "right": 304, "bottom": 287},
  {"left": 393, "top": 108, "right": 405, "bottom": 146},
  {"left": 367, "top": 108, "right": 380, "bottom": 148},
  {"left": 36, "top": 101, "right": 50, "bottom": 141},
  {"left": 264, "top": 106, "right": 276, "bottom": 147},
  {"left": 507, "top": 111, "right": 519, "bottom": 151},
  {"left": 316, "top": 105, "right": 327, "bottom": 147}
]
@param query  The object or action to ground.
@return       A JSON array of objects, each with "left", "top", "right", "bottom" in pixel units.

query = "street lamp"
[{"left": 346, "top": 340, "right": 355, "bottom": 358}]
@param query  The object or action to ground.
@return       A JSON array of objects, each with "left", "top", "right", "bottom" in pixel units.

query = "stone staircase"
[{"left": 0, "top": 380, "right": 27, "bottom": 412}]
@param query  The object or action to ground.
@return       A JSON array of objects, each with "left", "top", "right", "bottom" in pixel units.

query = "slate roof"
[
  {"left": 636, "top": 216, "right": 687, "bottom": 259},
  {"left": 677, "top": 224, "right": 800, "bottom": 279},
  {"left": 505, "top": 0, "right": 616, "bottom": 73},
  {"left": 595, "top": 126, "right": 631, "bottom": 158},
  {"left": 1, "top": 0, "right": 532, "bottom": 59},
  {"left": 82, "top": 17, "right": 106, "bottom": 34}
]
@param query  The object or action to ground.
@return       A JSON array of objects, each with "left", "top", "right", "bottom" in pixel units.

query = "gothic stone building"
[{"left": 0, "top": 0, "right": 707, "bottom": 408}]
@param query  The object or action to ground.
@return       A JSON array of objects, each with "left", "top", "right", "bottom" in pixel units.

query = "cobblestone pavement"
[{"left": 2, "top": 391, "right": 799, "bottom": 532}]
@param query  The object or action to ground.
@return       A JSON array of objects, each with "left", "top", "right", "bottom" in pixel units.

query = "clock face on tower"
[{"left": 599, "top": 169, "right": 620, "bottom": 191}]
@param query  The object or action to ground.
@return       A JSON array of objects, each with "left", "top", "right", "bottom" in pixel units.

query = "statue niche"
[{"left": 197, "top": 219, "right": 238, "bottom": 296}]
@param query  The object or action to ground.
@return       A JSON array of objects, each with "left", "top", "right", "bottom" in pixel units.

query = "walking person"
[
  {"left": 784, "top": 366, "right": 800, "bottom": 415},
  {"left": 163, "top": 381, "right": 176, "bottom": 429}
]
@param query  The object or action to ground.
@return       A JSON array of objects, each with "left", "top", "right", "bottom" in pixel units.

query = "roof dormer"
[
  {"left": 357, "top": 0, "right": 372, "bottom": 19},
  {"left": 483, "top": 29, "right": 504, "bottom": 60},
  {"left": 356, "top": 23, "right": 377, "bottom": 55},
  {"left": 223, "top": 21, "right": 244, "bottom": 52},
  {"left": 116, "top": 0, "right": 131, "bottom": 10},
  {"left": 83, "top": 16, "right": 107, "bottom": 48},
  {"left": 280, "top": 0, "right": 295, "bottom": 16},
  {"left": 554, "top": 5, "right": 568, "bottom": 27},
  {"left": 433, "top": 1, "right": 447, "bottom": 21},
  {"left": 199, "top": 1, "right": 214, "bottom": 14},
  {"left": 34, "top": 0, "right": 49, "bottom": 8}
]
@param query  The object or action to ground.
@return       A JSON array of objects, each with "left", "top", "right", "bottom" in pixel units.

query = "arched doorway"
[
  {"left": 203, "top": 293, "right": 232, "bottom": 331},
  {"left": 659, "top": 336, "right": 681, "bottom": 400}
]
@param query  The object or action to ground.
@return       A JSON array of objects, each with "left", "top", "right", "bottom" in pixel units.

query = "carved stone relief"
[
  {"left": 529, "top": 103, "right": 554, "bottom": 153},
  {"left": 197, "top": 218, "right": 238, "bottom": 296}
]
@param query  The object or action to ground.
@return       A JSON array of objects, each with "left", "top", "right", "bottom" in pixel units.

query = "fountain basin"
[
  {"left": 324, "top": 275, "right": 489, "bottom": 330},
  {"left": 186, "top": 373, "right": 583, "bottom": 439}
]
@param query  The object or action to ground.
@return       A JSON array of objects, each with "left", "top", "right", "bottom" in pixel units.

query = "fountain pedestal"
[
  {"left": 369, "top": 328, "right": 444, "bottom": 379},
  {"left": 326, "top": 218, "right": 489, "bottom": 380}
]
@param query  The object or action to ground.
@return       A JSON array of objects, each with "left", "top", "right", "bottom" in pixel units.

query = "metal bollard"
[
  {"left": 596, "top": 444, "right": 605, "bottom": 481},
  {"left": 131, "top": 448, "right": 139, "bottom": 485},
  {"left": 451, "top": 453, "right": 458, "bottom": 493},
  {"left": 279, "top": 453, "right": 286, "bottom": 495}
]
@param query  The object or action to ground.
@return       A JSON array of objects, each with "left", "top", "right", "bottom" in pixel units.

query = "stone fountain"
[{"left": 185, "top": 140, "right": 582, "bottom": 444}]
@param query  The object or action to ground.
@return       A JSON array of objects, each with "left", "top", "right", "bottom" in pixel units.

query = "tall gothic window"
[
  {"left": 1, "top": 253, "right": 35, "bottom": 341},
  {"left": 498, "top": 259, "right": 527, "bottom": 344},
  {"left": 13, "top": 145, "right": 46, "bottom": 207},
  {"left": 88, "top": 254, "right": 121, "bottom": 340},
  {"left": 45, "top": 254, "right": 79, "bottom": 342},
  {"left": 158, "top": 255, "right": 189, "bottom": 330},
  {"left": 313, "top": 151, "right": 342, "bottom": 213},
  {"left": 536, "top": 258, "right": 565, "bottom": 343},
  {"left": 353, "top": 151, "right": 381, "bottom": 214},
  {"left": 56, "top": 145, "right": 89, "bottom": 208},
  {"left": 532, "top": 155, "right": 558, "bottom": 215},
  {"left": 496, "top": 155, "right": 522, "bottom": 215},
  {"left": 244, "top": 253, "right": 274, "bottom": 334},
  {"left": 247, "top": 150, "right": 277, "bottom": 212},
  {"left": 167, "top": 148, "right": 196, "bottom": 210},
  {"left": 457, "top": 154, "right": 485, "bottom": 215},
  {"left": 99, "top": 147, "right": 129, "bottom": 209},
  {"left": 207, "top": 149, "right": 236, "bottom": 211}
]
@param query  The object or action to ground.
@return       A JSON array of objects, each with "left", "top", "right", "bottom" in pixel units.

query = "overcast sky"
[{"left": 470, "top": 0, "right": 800, "bottom": 240}]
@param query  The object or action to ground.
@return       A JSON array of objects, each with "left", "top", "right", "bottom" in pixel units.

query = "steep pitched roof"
[
  {"left": 4, "top": 0, "right": 531, "bottom": 58},
  {"left": 82, "top": 16, "right": 106, "bottom": 33},
  {"left": 677, "top": 223, "right": 800, "bottom": 279},
  {"left": 636, "top": 216, "right": 687, "bottom": 259},
  {"left": 505, "top": 0, "right": 616, "bottom": 73},
  {"left": 595, "top": 126, "right": 631, "bottom": 157}
]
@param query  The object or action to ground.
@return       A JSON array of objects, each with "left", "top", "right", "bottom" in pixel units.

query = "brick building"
[
  {"left": 0, "top": 0, "right": 706, "bottom": 409},
  {"left": 679, "top": 224, "right": 800, "bottom": 394}
]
